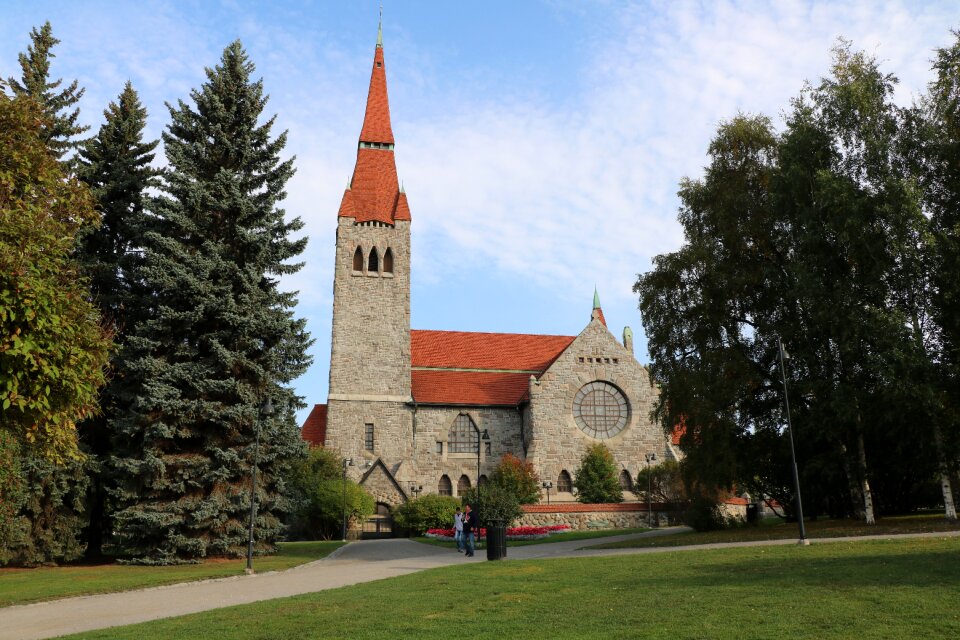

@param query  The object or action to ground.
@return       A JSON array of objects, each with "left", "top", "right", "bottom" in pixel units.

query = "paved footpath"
[{"left": 2, "top": 528, "right": 958, "bottom": 640}]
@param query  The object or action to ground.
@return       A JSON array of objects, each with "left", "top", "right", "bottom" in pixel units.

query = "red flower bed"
[{"left": 424, "top": 524, "right": 571, "bottom": 540}]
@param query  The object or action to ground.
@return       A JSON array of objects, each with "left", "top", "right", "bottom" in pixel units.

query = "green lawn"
[
  {"left": 587, "top": 513, "right": 960, "bottom": 549},
  {"left": 414, "top": 526, "right": 650, "bottom": 549},
  {"left": 0, "top": 540, "right": 344, "bottom": 607},
  {"left": 66, "top": 536, "right": 960, "bottom": 639}
]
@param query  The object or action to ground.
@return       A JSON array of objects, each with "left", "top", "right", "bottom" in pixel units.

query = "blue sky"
[{"left": 2, "top": 1, "right": 956, "bottom": 425}]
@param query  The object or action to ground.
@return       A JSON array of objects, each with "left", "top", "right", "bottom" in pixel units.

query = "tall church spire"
[{"left": 337, "top": 18, "right": 409, "bottom": 225}]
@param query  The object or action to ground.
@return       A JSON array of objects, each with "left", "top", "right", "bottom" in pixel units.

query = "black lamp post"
[
  {"left": 644, "top": 453, "right": 657, "bottom": 527},
  {"left": 341, "top": 457, "right": 354, "bottom": 541},
  {"left": 778, "top": 337, "right": 808, "bottom": 544},
  {"left": 477, "top": 429, "right": 490, "bottom": 524},
  {"left": 542, "top": 481, "right": 553, "bottom": 505},
  {"left": 246, "top": 397, "right": 273, "bottom": 575}
]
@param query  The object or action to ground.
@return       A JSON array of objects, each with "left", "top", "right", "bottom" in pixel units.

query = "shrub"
[
  {"left": 285, "top": 448, "right": 375, "bottom": 540},
  {"left": 490, "top": 454, "right": 541, "bottom": 504},
  {"left": 573, "top": 443, "right": 623, "bottom": 504},
  {"left": 460, "top": 484, "right": 522, "bottom": 526},
  {"left": 393, "top": 494, "right": 461, "bottom": 536},
  {"left": 683, "top": 494, "right": 727, "bottom": 532},
  {"left": 634, "top": 458, "right": 686, "bottom": 504}
]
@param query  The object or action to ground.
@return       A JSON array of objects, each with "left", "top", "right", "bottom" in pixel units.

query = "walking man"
[
  {"left": 462, "top": 503, "right": 477, "bottom": 557},
  {"left": 454, "top": 507, "right": 465, "bottom": 553}
]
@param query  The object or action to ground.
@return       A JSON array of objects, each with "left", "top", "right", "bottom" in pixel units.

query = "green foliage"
[
  {"left": 573, "top": 443, "right": 623, "bottom": 504},
  {"left": 1, "top": 445, "right": 91, "bottom": 566},
  {"left": 635, "top": 38, "right": 956, "bottom": 521},
  {"left": 635, "top": 459, "right": 686, "bottom": 504},
  {"left": 108, "top": 41, "right": 312, "bottom": 564},
  {"left": 393, "top": 494, "right": 461, "bottom": 535},
  {"left": 682, "top": 493, "right": 728, "bottom": 533},
  {"left": 460, "top": 484, "right": 522, "bottom": 526},
  {"left": 489, "top": 453, "right": 540, "bottom": 504},
  {"left": 5, "top": 21, "right": 88, "bottom": 164},
  {"left": 75, "top": 81, "right": 160, "bottom": 558},
  {"left": 286, "top": 448, "right": 372, "bottom": 540},
  {"left": 0, "top": 92, "right": 110, "bottom": 463}
]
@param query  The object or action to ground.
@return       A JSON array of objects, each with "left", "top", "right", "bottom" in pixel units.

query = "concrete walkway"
[{"left": 3, "top": 528, "right": 958, "bottom": 640}]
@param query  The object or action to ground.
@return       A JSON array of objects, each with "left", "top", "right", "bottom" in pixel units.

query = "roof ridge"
[{"left": 411, "top": 328, "right": 576, "bottom": 340}]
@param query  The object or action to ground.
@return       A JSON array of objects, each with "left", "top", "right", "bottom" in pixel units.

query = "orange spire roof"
[
  {"left": 338, "top": 28, "right": 409, "bottom": 225},
  {"left": 359, "top": 45, "right": 394, "bottom": 144}
]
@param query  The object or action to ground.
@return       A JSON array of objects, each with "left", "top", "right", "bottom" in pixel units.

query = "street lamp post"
[
  {"left": 341, "top": 458, "right": 354, "bottom": 541},
  {"left": 542, "top": 481, "right": 553, "bottom": 505},
  {"left": 778, "top": 337, "right": 808, "bottom": 544},
  {"left": 476, "top": 429, "right": 490, "bottom": 525},
  {"left": 644, "top": 453, "right": 657, "bottom": 528},
  {"left": 246, "top": 397, "right": 273, "bottom": 575}
]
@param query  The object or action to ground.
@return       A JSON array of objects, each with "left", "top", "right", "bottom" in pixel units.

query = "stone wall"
[
  {"left": 409, "top": 406, "right": 524, "bottom": 499},
  {"left": 517, "top": 503, "right": 657, "bottom": 530},
  {"left": 527, "top": 318, "right": 669, "bottom": 492}
]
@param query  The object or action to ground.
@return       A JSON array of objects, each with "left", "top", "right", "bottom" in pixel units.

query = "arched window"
[
  {"left": 368, "top": 246, "right": 379, "bottom": 273},
  {"left": 458, "top": 475, "right": 471, "bottom": 496},
  {"left": 448, "top": 414, "right": 478, "bottom": 453},
  {"left": 619, "top": 470, "right": 632, "bottom": 491},
  {"left": 353, "top": 247, "right": 363, "bottom": 271},
  {"left": 438, "top": 475, "right": 452, "bottom": 496},
  {"left": 479, "top": 475, "right": 489, "bottom": 486},
  {"left": 383, "top": 247, "right": 394, "bottom": 273},
  {"left": 557, "top": 470, "right": 573, "bottom": 493}
]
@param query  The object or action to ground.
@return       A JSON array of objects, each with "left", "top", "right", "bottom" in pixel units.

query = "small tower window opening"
[
  {"left": 364, "top": 423, "right": 375, "bottom": 451},
  {"left": 458, "top": 475, "right": 471, "bottom": 496},
  {"left": 557, "top": 470, "right": 573, "bottom": 493},
  {"left": 619, "top": 470, "right": 632, "bottom": 491},
  {"left": 383, "top": 247, "right": 394, "bottom": 273},
  {"left": 368, "top": 247, "right": 379, "bottom": 273},
  {"left": 479, "top": 474, "right": 489, "bottom": 486},
  {"left": 438, "top": 475, "right": 452, "bottom": 496},
  {"left": 353, "top": 247, "right": 363, "bottom": 272}
]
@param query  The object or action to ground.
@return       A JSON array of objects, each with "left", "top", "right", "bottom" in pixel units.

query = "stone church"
[{"left": 301, "top": 26, "right": 677, "bottom": 510}]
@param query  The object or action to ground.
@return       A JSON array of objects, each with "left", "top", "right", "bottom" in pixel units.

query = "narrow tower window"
[
  {"left": 458, "top": 475, "right": 471, "bottom": 496},
  {"left": 438, "top": 475, "right": 452, "bottom": 496},
  {"left": 368, "top": 247, "right": 379, "bottom": 273},
  {"left": 364, "top": 423, "right": 375, "bottom": 451},
  {"left": 383, "top": 247, "right": 394, "bottom": 273},
  {"left": 619, "top": 470, "right": 632, "bottom": 491},
  {"left": 353, "top": 247, "right": 363, "bottom": 272}
]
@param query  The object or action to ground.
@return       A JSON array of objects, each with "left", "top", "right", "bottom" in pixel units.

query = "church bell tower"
[{"left": 325, "top": 21, "right": 413, "bottom": 468}]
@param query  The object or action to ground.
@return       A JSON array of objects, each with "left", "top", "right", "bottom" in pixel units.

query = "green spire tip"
[
  {"left": 593, "top": 287, "right": 601, "bottom": 310},
  {"left": 377, "top": 5, "right": 383, "bottom": 47}
]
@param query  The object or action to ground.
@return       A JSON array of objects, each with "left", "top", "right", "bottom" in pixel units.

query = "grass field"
[
  {"left": 64, "top": 536, "right": 960, "bottom": 639},
  {"left": 414, "top": 526, "right": 650, "bottom": 549},
  {"left": 0, "top": 541, "right": 344, "bottom": 607},
  {"left": 588, "top": 513, "right": 960, "bottom": 549}
]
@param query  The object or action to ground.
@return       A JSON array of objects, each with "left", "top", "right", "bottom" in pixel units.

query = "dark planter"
[{"left": 486, "top": 520, "right": 507, "bottom": 561}]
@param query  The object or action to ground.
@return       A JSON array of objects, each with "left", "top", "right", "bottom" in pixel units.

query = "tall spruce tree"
[
  {"left": 110, "top": 41, "right": 312, "bottom": 564},
  {"left": 6, "top": 21, "right": 88, "bottom": 166},
  {"left": 75, "top": 82, "right": 160, "bottom": 557}
]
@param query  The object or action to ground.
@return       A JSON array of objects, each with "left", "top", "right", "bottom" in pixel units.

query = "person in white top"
[{"left": 453, "top": 507, "right": 464, "bottom": 553}]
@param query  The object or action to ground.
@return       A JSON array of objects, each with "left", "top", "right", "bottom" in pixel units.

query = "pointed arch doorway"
[{"left": 362, "top": 502, "right": 394, "bottom": 539}]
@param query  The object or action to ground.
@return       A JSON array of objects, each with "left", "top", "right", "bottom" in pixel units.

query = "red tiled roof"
[
  {"left": 359, "top": 45, "right": 394, "bottom": 144},
  {"left": 412, "top": 370, "right": 533, "bottom": 406},
  {"left": 301, "top": 404, "right": 327, "bottom": 447},
  {"left": 411, "top": 330, "right": 574, "bottom": 372}
]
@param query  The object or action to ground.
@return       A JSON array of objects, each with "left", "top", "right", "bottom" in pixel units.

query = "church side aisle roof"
[
  {"left": 410, "top": 330, "right": 575, "bottom": 406},
  {"left": 301, "top": 403, "right": 327, "bottom": 446}
]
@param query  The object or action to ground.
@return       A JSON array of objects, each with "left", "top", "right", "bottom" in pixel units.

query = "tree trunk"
[
  {"left": 856, "top": 431, "right": 876, "bottom": 525},
  {"left": 933, "top": 423, "right": 958, "bottom": 521},
  {"left": 841, "top": 443, "right": 865, "bottom": 520}
]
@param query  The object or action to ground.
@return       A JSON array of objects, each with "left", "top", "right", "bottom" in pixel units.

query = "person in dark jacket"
[{"left": 462, "top": 504, "right": 477, "bottom": 557}]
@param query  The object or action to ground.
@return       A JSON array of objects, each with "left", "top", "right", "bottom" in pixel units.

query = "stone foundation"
[{"left": 516, "top": 503, "right": 666, "bottom": 530}]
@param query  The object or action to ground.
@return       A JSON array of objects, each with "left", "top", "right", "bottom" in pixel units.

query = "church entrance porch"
[{"left": 362, "top": 503, "right": 394, "bottom": 539}]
